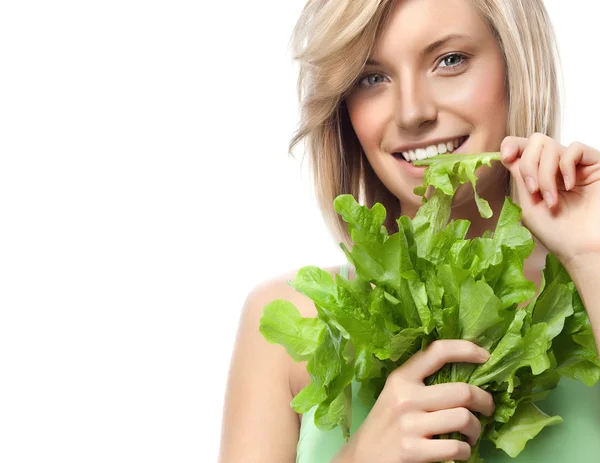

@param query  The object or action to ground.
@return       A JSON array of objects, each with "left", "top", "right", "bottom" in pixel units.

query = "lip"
[
  {"left": 391, "top": 135, "right": 469, "bottom": 154},
  {"left": 452, "top": 135, "right": 470, "bottom": 155}
]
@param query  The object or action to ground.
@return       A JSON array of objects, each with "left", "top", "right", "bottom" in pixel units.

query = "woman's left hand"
[{"left": 500, "top": 133, "right": 600, "bottom": 270}]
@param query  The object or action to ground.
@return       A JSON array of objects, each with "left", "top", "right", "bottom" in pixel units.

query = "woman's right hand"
[{"left": 334, "top": 340, "right": 495, "bottom": 463}]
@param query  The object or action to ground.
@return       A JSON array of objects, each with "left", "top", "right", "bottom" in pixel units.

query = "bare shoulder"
[
  {"left": 253, "top": 265, "right": 346, "bottom": 397},
  {"left": 253, "top": 265, "right": 342, "bottom": 314},
  {"left": 218, "top": 264, "right": 343, "bottom": 463}
]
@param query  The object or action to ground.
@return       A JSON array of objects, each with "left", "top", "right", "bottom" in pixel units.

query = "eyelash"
[
  {"left": 438, "top": 52, "right": 469, "bottom": 71},
  {"left": 357, "top": 53, "right": 469, "bottom": 89}
]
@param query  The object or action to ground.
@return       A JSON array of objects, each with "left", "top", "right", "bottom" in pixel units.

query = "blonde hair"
[{"left": 288, "top": 0, "right": 564, "bottom": 248}]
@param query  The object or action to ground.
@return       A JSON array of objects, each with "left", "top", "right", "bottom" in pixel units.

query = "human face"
[{"left": 345, "top": 0, "right": 508, "bottom": 217}]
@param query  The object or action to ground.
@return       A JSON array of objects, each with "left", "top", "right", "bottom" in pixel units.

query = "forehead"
[{"left": 373, "top": 0, "right": 491, "bottom": 58}]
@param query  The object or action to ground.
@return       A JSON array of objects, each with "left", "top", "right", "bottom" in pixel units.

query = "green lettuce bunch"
[{"left": 259, "top": 152, "right": 600, "bottom": 460}]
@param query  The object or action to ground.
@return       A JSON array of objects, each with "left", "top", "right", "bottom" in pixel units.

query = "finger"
[
  {"left": 420, "top": 382, "right": 495, "bottom": 417},
  {"left": 559, "top": 141, "right": 600, "bottom": 190},
  {"left": 518, "top": 134, "right": 545, "bottom": 195},
  {"left": 565, "top": 141, "right": 600, "bottom": 166},
  {"left": 537, "top": 143, "right": 561, "bottom": 208},
  {"left": 400, "top": 340, "right": 490, "bottom": 382},
  {"left": 416, "top": 438, "right": 472, "bottom": 462},
  {"left": 500, "top": 136, "right": 526, "bottom": 164},
  {"left": 560, "top": 143, "right": 582, "bottom": 191},
  {"left": 422, "top": 407, "right": 482, "bottom": 446}
]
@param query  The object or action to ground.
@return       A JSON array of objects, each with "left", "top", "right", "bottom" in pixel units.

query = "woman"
[{"left": 219, "top": 0, "right": 600, "bottom": 461}]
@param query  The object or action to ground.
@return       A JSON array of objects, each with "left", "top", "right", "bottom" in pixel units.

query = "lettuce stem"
[{"left": 413, "top": 152, "right": 502, "bottom": 166}]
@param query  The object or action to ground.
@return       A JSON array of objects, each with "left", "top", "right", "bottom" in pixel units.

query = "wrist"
[
  {"left": 331, "top": 441, "right": 357, "bottom": 463},
  {"left": 562, "top": 253, "right": 600, "bottom": 282}
]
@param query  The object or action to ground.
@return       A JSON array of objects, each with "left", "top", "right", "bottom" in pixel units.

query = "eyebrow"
[{"left": 366, "top": 33, "right": 468, "bottom": 66}]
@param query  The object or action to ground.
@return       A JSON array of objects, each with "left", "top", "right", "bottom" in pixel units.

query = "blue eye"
[
  {"left": 356, "top": 53, "right": 468, "bottom": 89},
  {"left": 358, "top": 73, "right": 387, "bottom": 89},
  {"left": 438, "top": 53, "right": 468, "bottom": 70}
]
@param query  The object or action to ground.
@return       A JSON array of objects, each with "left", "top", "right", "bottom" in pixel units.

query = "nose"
[{"left": 394, "top": 77, "right": 438, "bottom": 131}]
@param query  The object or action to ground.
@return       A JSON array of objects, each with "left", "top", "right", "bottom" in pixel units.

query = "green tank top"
[{"left": 296, "top": 263, "right": 600, "bottom": 462}]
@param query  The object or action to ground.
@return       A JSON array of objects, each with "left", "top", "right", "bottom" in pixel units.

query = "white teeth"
[
  {"left": 401, "top": 136, "right": 466, "bottom": 162},
  {"left": 426, "top": 146, "right": 438, "bottom": 158}
]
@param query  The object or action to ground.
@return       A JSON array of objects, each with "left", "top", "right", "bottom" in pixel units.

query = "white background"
[{"left": 0, "top": 1, "right": 597, "bottom": 461}]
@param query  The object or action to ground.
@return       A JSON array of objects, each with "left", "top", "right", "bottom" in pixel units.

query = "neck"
[
  {"left": 443, "top": 171, "right": 549, "bottom": 285},
  {"left": 403, "top": 170, "right": 507, "bottom": 237},
  {"left": 455, "top": 183, "right": 506, "bottom": 240},
  {"left": 400, "top": 169, "right": 549, "bottom": 293},
  {"left": 403, "top": 168, "right": 549, "bottom": 270}
]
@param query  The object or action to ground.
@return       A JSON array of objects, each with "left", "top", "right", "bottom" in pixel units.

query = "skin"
[
  {"left": 344, "top": 0, "right": 552, "bottom": 290},
  {"left": 345, "top": 0, "right": 509, "bottom": 235},
  {"left": 220, "top": 0, "right": 600, "bottom": 461}
]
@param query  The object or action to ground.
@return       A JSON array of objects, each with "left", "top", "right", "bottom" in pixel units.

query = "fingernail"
[
  {"left": 501, "top": 142, "right": 513, "bottom": 161},
  {"left": 525, "top": 176, "right": 537, "bottom": 194},
  {"left": 543, "top": 191, "right": 554, "bottom": 208},
  {"left": 563, "top": 175, "right": 571, "bottom": 191},
  {"left": 479, "top": 348, "right": 490, "bottom": 360}
]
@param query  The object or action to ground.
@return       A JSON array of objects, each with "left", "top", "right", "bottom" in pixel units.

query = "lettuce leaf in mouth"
[{"left": 259, "top": 151, "right": 600, "bottom": 459}]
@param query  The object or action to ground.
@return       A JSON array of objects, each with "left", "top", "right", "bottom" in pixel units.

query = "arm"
[
  {"left": 565, "top": 254, "right": 600, "bottom": 348},
  {"left": 218, "top": 279, "right": 300, "bottom": 463}
]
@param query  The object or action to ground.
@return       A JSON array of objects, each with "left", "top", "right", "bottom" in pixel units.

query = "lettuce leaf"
[{"left": 259, "top": 151, "right": 600, "bottom": 459}]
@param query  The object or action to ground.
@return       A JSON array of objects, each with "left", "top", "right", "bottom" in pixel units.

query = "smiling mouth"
[{"left": 393, "top": 135, "right": 469, "bottom": 163}]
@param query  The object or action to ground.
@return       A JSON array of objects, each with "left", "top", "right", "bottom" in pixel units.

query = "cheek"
[
  {"left": 346, "top": 97, "right": 389, "bottom": 153},
  {"left": 446, "top": 74, "right": 506, "bottom": 117},
  {"left": 438, "top": 63, "right": 508, "bottom": 129},
  {"left": 468, "top": 73, "right": 507, "bottom": 126}
]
